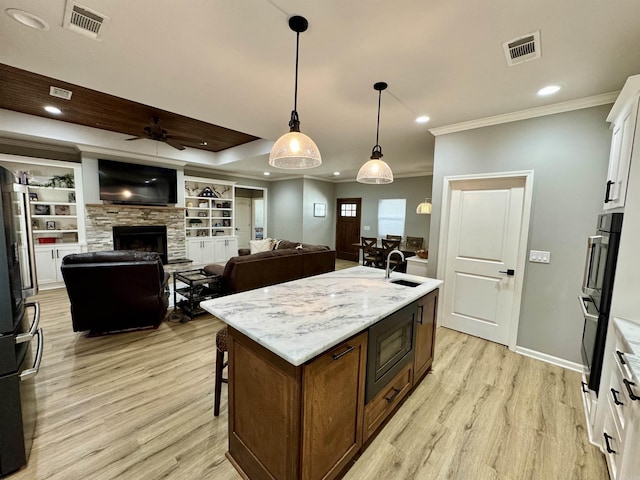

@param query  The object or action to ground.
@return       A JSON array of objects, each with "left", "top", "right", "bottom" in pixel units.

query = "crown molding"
[{"left": 429, "top": 92, "right": 619, "bottom": 136}]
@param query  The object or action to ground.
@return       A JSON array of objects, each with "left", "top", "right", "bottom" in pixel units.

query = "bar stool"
[{"left": 214, "top": 326, "right": 228, "bottom": 417}]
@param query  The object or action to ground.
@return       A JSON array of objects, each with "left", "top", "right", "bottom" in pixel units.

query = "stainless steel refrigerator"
[{"left": 0, "top": 165, "right": 43, "bottom": 476}]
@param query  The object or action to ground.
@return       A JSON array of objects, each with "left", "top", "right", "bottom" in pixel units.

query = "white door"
[
  {"left": 441, "top": 176, "right": 527, "bottom": 346},
  {"left": 235, "top": 198, "right": 251, "bottom": 248}
]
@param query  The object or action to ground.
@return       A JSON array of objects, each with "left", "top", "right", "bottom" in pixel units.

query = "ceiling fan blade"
[
  {"left": 125, "top": 136, "right": 145, "bottom": 141},
  {"left": 164, "top": 138, "right": 186, "bottom": 150}
]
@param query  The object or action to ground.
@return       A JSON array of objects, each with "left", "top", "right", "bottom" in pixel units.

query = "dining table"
[{"left": 352, "top": 241, "right": 421, "bottom": 263}]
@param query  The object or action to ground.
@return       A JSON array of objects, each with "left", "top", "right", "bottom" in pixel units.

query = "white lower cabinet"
[
  {"left": 600, "top": 318, "right": 640, "bottom": 480},
  {"left": 213, "top": 237, "right": 238, "bottom": 263},
  {"left": 35, "top": 244, "right": 82, "bottom": 289},
  {"left": 186, "top": 238, "right": 216, "bottom": 264}
]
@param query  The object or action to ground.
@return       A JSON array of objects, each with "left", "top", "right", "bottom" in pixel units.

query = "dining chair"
[
  {"left": 386, "top": 235, "right": 402, "bottom": 242},
  {"left": 214, "top": 326, "right": 228, "bottom": 417},
  {"left": 406, "top": 236, "right": 424, "bottom": 249},
  {"left": 381, "top": 238, "right": 402, "bottom": 270},
  {"left": 361, "top": 236, "right": 382, "bottom": 267}
]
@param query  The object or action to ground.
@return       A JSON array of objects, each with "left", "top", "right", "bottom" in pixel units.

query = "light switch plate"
[{"left": 529, "top": 250, "right": 550, "bottom": 263}]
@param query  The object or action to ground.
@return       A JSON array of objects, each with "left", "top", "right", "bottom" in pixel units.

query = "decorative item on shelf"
[
  {"left": 45, "top": 174, "right": 74, "bottom": 188},
  {"left": 416, "top": 198, "right": 432, "bottom": 214},
  {"left": 269, "top": 15, "right": 321, "bottom": 169},
  {"left": 62, "top": 232, "right": 76, "bottom": 242},
  {"left": 197, "top": 229, "right": 208, "bottom": 237},
  {"left": 28, "top": 192, "right": 38, "bottom": 202},
  {"left": 212, "top": 186, "right": 231, "bottom": 198},
  {"left": 215, "top": 229, "right": 225, "bottom": 236},
  {"left": 186, "top": 185, "right": 199, "bottom": 196},
  {"left": 198, "top": 211, "right": 207, "bottom": 217},
  {"left": 223, "top": 219, "right": 231, "bottom": 227},
  {"left": 31, "top": 219, "right": 39, "bottom": 229},
  {"left": 68, "top": 192, "right": 75, "bottom": 203},
  {"left": 357, "top": 82, "right": 394, "bottom": 184},
  {"left": 215, "top": 203, "right": 222, "bottom": 208},
  {"left": 46, "top": 220, "right": 56, "bottom": 230},
  {"left": 222, "top": 211, "right": 231, "bottom": 217},
  {"left": 186, "top": 201, "right": 194, "bottom": 208},
  {"left": 214, "top": 222, "right": 222, "bottom": 227},
  {"left": 416, "top": 249, "right": 428, "bottom": 259},
  {"left": 222, "top": 201, "right": 231, "bottom": 208},
  {"left": 198, "top": 201, "right": 208, "bottom": 208},
  {"left": 54, "top": 205, "right": 70, "bottom": 215},
  {"left": 313, "top": 203, "right": 326, "bottom": 217},
  {"left": 189, "top": 219, "right": 203, "bottom": 225},
  {"left": 38, "top": 237, "right": 57, "bottom": 244},
  {"left": 34, "top": 204, "right": 50, "bottom": 215},
  {"left": 199, "top": 186, "right": 216, "bottom": 198}
]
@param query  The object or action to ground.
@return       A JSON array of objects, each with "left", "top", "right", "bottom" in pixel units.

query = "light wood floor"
[{"left": 13, "top": 278, "right": 608, "bottom": 480}]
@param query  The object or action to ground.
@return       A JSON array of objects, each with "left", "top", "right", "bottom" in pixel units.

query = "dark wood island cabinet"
[
  {"left": 228, "top": 328, "right": 367, "bottom": 480},
  {"left": 200, "top": 266, "right": 442, "bottom": 480}
]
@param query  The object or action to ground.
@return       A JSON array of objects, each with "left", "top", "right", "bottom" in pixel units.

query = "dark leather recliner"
[{"left": 61, "top": 250, "right": 170, "bottom": 333}]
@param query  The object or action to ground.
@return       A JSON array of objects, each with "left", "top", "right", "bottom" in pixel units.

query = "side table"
[{"left": 173, "top": 269, "right": 222, "bottom": 321}]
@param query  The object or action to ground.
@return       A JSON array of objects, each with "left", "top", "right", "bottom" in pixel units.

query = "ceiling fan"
[{"left": 126, "top": 117, "right": 193, "bottom": 151}]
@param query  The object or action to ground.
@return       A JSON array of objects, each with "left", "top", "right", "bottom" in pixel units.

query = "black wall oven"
[{"left": 579, "top": 212, "right": 623, "bottom": 393}]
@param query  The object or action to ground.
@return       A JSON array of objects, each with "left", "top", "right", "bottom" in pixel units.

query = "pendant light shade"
[
  {"left": 357, "top": 82, "right": 393, "bottom": 184},
  {"left": 269, "top": 15, "right": 321, "bottom": 169},
  {"left": 416, "top": 198, "right": 432, "bottom": 214},
  {"left": 269, "top": 131, "right": 322, "bottom": 169}
]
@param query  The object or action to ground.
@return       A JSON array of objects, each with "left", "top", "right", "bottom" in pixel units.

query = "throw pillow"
[
  {"left": 250, "top": 238, "right": 272, "bottom": 254},
  {"left": 270, "top": 239, "right": 282, "bottom": 250}
]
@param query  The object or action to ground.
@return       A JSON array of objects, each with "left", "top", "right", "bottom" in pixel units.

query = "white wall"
[{"left": 428, "top": 105, "right": 612, "bottom": 363}]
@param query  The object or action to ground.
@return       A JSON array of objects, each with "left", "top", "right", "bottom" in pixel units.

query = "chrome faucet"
[{"left": 385, "top": 249, "right": 405, "bottom": 279}]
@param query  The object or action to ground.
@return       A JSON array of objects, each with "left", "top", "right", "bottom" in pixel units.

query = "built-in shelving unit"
[
  {"left": 184, "top": 176, "right": 238, "bottom": 264},
  {"left": 184, "top": 176, "right": 235, "bottom": 238},
  {"left": 0, "top": 155, "right": 86, "bottom": 290}
]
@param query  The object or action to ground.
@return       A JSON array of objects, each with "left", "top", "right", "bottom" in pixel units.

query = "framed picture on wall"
[{"left": 314, "top": 203, "right": 326, "bottom": 217}]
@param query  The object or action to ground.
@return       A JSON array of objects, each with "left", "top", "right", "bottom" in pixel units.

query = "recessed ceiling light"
[
  {"left": 44, "top": 106, "right": 62, "bottom": 115},
  {"left": 333, "top": 172, "right": 340, "bottom": 176},
  {"left": 6, "top": 9, "right": 49, "bottom": 30},
  {"left": 200, "top": 142, "right": 208, "bottom": 146},
  {"left": 537, "top": 85, "right": 562, "bottom": 96},
  {"left": 263, "top": 172, "right": 271, "bottom": 176},
  {"left": 415, "top": 115, "right": 430, "bottom": 124}
]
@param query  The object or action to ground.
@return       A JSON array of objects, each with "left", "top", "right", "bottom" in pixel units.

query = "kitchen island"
[{"left": 201, "top": 266, "right": 442, "bottom": 480}]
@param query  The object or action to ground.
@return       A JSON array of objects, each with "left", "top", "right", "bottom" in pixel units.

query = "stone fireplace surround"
[{"left": 85, "top": 204, "right": 186, "bottom": 263}]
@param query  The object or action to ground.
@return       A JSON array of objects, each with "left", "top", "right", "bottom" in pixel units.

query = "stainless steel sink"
[{"left": 389, "top": 279, "right": 421, "bottom": 288}]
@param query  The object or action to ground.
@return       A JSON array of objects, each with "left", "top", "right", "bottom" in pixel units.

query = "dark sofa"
[
  {"left": 204, "top": 241, "right": 335, "bottom": 294},
  {"left": 61, "top": 250, "right": 170, "bottom": 333}
]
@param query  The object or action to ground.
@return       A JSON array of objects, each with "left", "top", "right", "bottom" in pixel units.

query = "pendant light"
[
  {"left": 269, "top": 15, "right": 321, "bottom": 169},
  {"left": 416, "top": 198, "right": 432, "bottom": 214},
  {"left": 357, "top": 82, "right": 393, "bottom": 184}
]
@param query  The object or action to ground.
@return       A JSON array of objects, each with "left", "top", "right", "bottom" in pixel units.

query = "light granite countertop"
[
  {"left": 614, "top": 317, "right": 640, "bottom": 383},
  {"left": 200, "top": 266, "right": 443, "bottom": 366}
]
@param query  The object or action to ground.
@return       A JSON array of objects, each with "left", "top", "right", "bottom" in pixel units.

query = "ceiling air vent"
[
  {"left": 502, "top": 31, "right": 541, "bottom": 66},
  {"left": 49, "top": 86, "right": 73, "bottom": 100},
  {"left": 62, "top": 1, "right": 110, "bottom": 40}
]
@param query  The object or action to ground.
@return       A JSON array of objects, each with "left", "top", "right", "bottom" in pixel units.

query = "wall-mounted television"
[{"left": 98, "top": 159, "right": 177, "bottom": 206}]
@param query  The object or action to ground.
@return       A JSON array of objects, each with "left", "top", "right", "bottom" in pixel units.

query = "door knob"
[{"left": 499, "top": 269, "right": 515, "bottom": 276}]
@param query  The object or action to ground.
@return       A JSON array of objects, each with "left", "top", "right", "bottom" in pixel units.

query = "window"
[
  {"left": 340, "top": 203, "right": 357, "bottom": 217},
  {"left": 378, "top": 199, "right": 406, "bottom": 237}
]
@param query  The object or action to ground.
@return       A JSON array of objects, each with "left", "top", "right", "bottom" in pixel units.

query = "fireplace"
[{"left": 113, "top": 225, "right": 168, "bottom": 264}]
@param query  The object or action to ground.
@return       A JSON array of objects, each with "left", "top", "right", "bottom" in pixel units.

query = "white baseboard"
[{"left": 515, "top": 346, "right": 583, "bottom": 372}]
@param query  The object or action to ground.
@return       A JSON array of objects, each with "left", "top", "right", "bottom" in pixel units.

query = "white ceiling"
[{"left": 2, "top": 0, "right": 640, "bottom": 181}]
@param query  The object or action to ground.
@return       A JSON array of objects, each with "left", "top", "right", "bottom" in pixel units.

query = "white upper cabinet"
[{"left": 605, "top": 75, "right": 640, "bottom": 210}]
